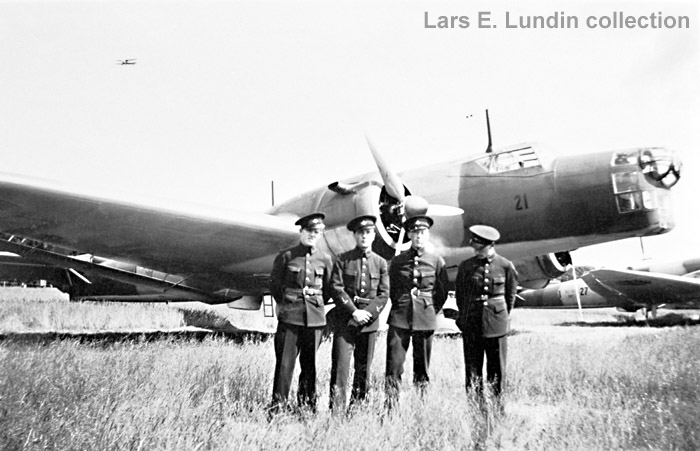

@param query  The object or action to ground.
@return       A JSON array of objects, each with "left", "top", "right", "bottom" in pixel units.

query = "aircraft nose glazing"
[{"left": 638, "top": 147, "right": 681, "bottom": 188}]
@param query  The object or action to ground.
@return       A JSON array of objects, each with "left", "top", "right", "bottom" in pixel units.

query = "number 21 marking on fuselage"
[{"left": 515, "top": 194, "right": 529, "bottom": 210}]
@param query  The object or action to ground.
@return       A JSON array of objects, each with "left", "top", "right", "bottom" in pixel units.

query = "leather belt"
[
  {"left": 303, "top": 287, "right": 321, "bottom": 296},
  {"left": 410, "top": 288, "right": 432, "bottom": 297},
  {"left": 411, "top": 288, "right": 433, "bottom": 307},
  {"left": 474, "top": 294, "right": 504, "bottom": 305},
  {"left": 286, "top": 287, "right": 322, "bottom": 296}
]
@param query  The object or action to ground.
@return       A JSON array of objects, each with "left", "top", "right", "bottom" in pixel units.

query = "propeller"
[
  {"left": 365, "top": 134, "right": 464, "bottom": 255},
  {"left": 366, "top": 135, "right": 406, "bottom": 203},
  {"left": 568, "top": 263, "right": 584, "bottom": 321}
]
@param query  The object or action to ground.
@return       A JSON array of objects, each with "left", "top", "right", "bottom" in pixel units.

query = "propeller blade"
[
  {"left": 394, "top": 228, "right": 406, "bottom": 256},
  {"left": 365, "top": 135, "right": 405, "bottom": 202},
  {"left": 569, "top": 264, "right": 584, "bottom": 321}
]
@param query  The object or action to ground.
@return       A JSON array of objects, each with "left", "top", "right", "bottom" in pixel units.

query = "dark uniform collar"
[
  {"left": 478, "top": 252, "right": 496, "bottom": 264},
  {"left": 411, "top": 246, "right": 426, "bottom": 257},
  {"left": 299, "top": 243, "right": 317, "bottom": 254},
  {"left": 354, "top": 246, "right": 372, "bottom": 258}
]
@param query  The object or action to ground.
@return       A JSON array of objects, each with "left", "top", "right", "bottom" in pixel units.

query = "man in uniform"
[
  {"left": 385, "top": 215, "right": 449, "bottom": 409},
  {"left": 455, "top": 225, "right": 518, "bottom": 397},
  {"left": 328, "top": 215, "right": 389, "bottom": 412},
  {"left": 269, "top": 212, "right": 333, "bottom": 414}
]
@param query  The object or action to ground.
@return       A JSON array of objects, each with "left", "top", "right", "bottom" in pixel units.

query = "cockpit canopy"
[{"left": 475, "top": 145, "right": 544, "bottom": 174}]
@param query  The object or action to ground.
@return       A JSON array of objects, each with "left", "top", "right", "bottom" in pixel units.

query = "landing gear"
[{"left": 639, "top": 304, "right": 658, "bottom": 320}]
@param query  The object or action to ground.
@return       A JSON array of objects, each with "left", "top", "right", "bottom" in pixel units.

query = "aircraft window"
[
  {"left": 612, "top": 151, "right": 638, "bottom": 166},
  {"left": 263, "top": 295, "right": 274, "bottom": 317},
  {"left": 616, "top": 192, "right": 643, "bottom": 213},
  {"left": 494, "top": 153, "right": 522, "bottom": 172},
  {"left": 517, "top": 149, "right": 542, "bottom": 168},
  {"left": 642, "top": 190, "right": 656, "bottom": 209},
  {"left": 476, "top": 156, "right": 491, "bottom": 172},
  {"left": 612, "top": 171, "right": 639, "bottom": 193}
]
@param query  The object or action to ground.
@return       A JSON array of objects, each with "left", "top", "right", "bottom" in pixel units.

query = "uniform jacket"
[
  {"left": 455, "top": 253, "right": 518, "bottom": 338},
  {"left": 387, "top": 246, "right": 449, "bottom": 331},
  {"left": 270, "top": 243, "right": 333, "bottom": 327},
  {"left": 330, "top": 247, "right": 389, "bottom": 333}
]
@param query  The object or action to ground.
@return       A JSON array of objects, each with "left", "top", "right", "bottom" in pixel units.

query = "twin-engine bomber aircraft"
[{"left": 0, "top": 133, "right": 682, "bottom": 312}]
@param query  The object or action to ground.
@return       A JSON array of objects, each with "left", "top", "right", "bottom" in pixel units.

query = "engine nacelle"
[
  {"left": 513, "top": 252, "right": 571, "bottom": 289},
  {"left": 319, "top": 181, "right": 414, "bottom": 260}
]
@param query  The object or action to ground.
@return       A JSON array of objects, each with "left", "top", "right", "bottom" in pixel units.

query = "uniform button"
[
  {"left": 305, "top": 277, "right": 310, "bottom": 282},
  {"left": 362, "top": 273, "right": 366, "bottom": 278},
  {"left": 361, "top": 281, "right": 366, "bottom": 286},
  {"left": 484, "top": 278, "right": 489, "bottom": 283},
  {"left": 483, "top": 286, "right": 489, "bottom": 291},
  {"left": 362, "top": 265, "right": 367, "bottom": 270},
  {"left": 483, "top": 301, "right": 488, "bottom": 306},
  {"left": 485, "top": 269, "right": 490, "bottom": 274},
  {"left": 413, "top": 278, "right": 418, "bottom": 284},
  {"left": 362, "top": 257, "right": 367, "bottom": 261}
]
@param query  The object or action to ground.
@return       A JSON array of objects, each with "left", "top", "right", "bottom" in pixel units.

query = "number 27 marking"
[{"left": 515, "top": 194, "right": 529, "bottom": 210}]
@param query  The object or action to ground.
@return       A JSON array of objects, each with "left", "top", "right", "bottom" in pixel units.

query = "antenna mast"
[{"left": 485, "top": 109, "right": 493, "bottom": 154}]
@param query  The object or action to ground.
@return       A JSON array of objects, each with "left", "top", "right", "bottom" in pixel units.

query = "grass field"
[{"left": 1, "top": 295, "right": 699, "bottom": 450}]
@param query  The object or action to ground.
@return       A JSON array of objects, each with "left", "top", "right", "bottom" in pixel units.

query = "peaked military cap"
[
  {"left": 404, "top": 215, "right": 434, "bottom": 231},
  {"left": 469, "top": 224, "right": 500, "bottom": 244},
  {"left": 347, "top": 215, "right": 377, "bottom": 232},
  {"left": 295, "top": 212, "right": 326, "bottom": 231}
]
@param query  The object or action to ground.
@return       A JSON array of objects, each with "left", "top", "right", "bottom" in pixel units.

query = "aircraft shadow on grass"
[{"left": 0, "top": 330, "right": 270, "bottom": 346}]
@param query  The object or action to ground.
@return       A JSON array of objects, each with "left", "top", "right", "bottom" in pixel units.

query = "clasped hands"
[{"left": 348, "top": 309, "right": 372, "bottom": 327}]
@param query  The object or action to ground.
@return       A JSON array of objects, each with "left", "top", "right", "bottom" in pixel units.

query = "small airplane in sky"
[
  {"left": 517, "top": 257, "right": 700, "bottom": 317},
  {"left": 116, "top": 59, "right": 137, "bottom": 65},
  {"left": 0, "top": 113, "right": 683, "bottom": 320}
]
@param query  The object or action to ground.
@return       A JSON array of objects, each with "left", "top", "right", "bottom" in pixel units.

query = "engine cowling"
[
  {"left": 513, "top": 252, "right": 571, "bottom": 289},
  {"left": 320, "top": 181, "right": 414, "bottom": 260}
]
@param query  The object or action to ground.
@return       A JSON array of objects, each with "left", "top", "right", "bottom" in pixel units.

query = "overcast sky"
[{"left": 1, "top": 0, "right": 698, "bottom": 268}]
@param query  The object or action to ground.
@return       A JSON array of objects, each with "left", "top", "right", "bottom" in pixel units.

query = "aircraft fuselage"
[{"left": 272, "top": 144, "right": 676, "bottom": 276}]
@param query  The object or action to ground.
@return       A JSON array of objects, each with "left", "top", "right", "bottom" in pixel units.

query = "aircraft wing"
[
  {"left": 582, "top": 268, "right": 700, "bottom": 309},
  {"left": 0, "top": 173, "right": 300, "bottom": 299}
]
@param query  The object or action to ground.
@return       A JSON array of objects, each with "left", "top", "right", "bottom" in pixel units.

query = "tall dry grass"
[
  {"left": 0, "top": 297, "right": 185, "bottom": 333},
  {"left": 1, "top": 304, "right": 699, "bottom": 450}
]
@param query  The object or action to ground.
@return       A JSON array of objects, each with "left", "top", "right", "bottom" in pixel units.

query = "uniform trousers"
[
  {"left": 385, "top": 326, "right": 433, "bottom": 408},
  {"left": 329, "top": 327, "right": 377, "bottom": 411},
  {"left": 271, "top": 321, "right": 323, "bottom": 412},
  {"left": 462, "top": 332, "right": 507, "bottom": 396}
]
